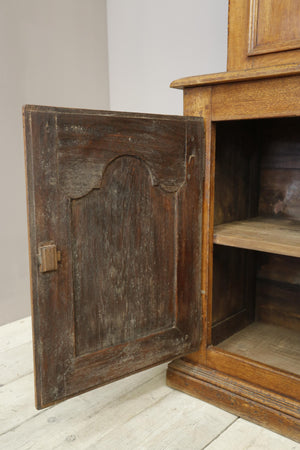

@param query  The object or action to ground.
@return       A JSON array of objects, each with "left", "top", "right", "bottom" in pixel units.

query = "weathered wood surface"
[
  {"left": 212, "top": 120, "right": 258, "bottom": 344},
  {"left": 23, "top": 106, "right": 204, "bottom": 408},
  {"left": 1, "top": 317, "right": 298, "bottom": 449},
  {"left": 205, "top": 418, "right": 300, "bottom": 450},
  {"left": 217, "top": 322, "right": 300, "bottom": 376},
  {"left": 214, "top": 217, "right": 300, "bottom": 257}
]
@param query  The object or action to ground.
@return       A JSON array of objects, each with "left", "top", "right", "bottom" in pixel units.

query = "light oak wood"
[
  {"left": 213, "top": 217, "right": 300, "bottom": 257},
  {"left": 217, "top": 322, "right": 300, "bottom": 376},
  {"left": 169, "top": 63, "right": 300, "bottom": 442},
  {"left": 248, "top": 0, "right": 300, "bottom": 56},
  {"left": 170, "top": 64, "right": 300, "bottom": 89},
  {"left": 211, "top": 75, "right": 300, "bottom": 120},
  {"left": 183, "top": 87, "right": 214, "bottom": 362}
]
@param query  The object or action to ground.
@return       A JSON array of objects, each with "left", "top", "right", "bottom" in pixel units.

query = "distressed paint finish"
[{"left": 23, "top": 106, "right": 204, "bottom": 409}]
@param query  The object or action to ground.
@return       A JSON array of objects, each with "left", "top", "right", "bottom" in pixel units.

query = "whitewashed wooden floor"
[{"left": 0, "top": 317, "right": 299, "bottom": 450}]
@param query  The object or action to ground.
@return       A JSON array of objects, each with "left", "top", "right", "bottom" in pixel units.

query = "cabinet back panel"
[
  {"left": 258, "top": 119, "right": 300, "bottom": 219},
  {"left": 256, "top": 253, "right": 300, "bottom": 331},
  {"left": 214, "top": 121, "right": 260, "bottom": 226}
]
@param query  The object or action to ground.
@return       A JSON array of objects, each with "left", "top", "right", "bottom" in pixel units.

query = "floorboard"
[{"left": 0, "top": 317, "right": 299, "bottom": 449}]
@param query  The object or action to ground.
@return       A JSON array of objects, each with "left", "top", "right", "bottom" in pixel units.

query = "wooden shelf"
[
  {"left": 213, "top": 217, "right": 300, "bottom": 257},
  {"left": 217, "top": 322, "right": 300, "bottom": 376}
]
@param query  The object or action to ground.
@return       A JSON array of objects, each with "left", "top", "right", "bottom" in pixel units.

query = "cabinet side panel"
[{"left": 212, "top": 121, "right": 259, "bottom": 343}]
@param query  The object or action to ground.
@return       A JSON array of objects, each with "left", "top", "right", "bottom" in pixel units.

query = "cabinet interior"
[{"left": 212, "top": 118, "right": 300, "bottom": 375}]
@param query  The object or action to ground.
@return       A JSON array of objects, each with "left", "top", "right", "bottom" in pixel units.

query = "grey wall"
[
  {"left": 0, "top": 0, "right": 109, "bottom": 325},
  {"left": 1, "top": 0, "right": 229, "bottom": 325},
  {"left": 107, "top": 0, "right": 228, "bottom": 114}
]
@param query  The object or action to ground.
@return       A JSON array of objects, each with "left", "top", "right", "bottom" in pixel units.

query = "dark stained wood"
[
  {"left": 257, "top": 253, "right": 300, "bottom": 285},
  {"left": 72, "top": 157, "right": 176, "bottom": 355},
  {"left": 256, "top": 254, "right": 300, "bottom": 332},
  {"left": 211, "top": 246, "right": 255, "bottom": 345},
  {"left": 24, "top": 105, "right": 204, "bottom": 408},
  {"left": 259, "top": 169, "right": 300, "bottom": 218},
  {"left": 212, "top": 121, "right": 258, "bottom": 344},
  {"left": 256, "top": 282, "right": 300, "bottom": 332},
  {"left": 214, "top": 121, "right": 260, "bottom": 226},
  {"left": 259, "top": 118, "right": 300, "bottom": 170}
]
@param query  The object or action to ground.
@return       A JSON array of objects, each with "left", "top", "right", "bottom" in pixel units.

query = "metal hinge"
[{"left": 38, "top": 242, "right": 61, "bottom": 273}]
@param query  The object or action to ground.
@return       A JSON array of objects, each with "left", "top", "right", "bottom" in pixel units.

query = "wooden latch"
[{"left": 38, "top": 242, "right": 61, "bottom": 273}]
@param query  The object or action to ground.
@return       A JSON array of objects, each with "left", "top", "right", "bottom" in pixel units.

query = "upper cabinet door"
[
  {"left": 227, "top": 0, "right": 300, "bottom": 71},
  {"left": 24, "top": 106, "right": 204, "bottom": 409}
]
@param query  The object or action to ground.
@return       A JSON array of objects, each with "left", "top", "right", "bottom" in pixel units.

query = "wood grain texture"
[
  {"left": 256, "top": 253, "right": 300, "bottom": 331},
  {"left": 259, "top": 169, "right": 300, "bottom": 218},
  {"left": 211, "top": 75, "right": 300, "bottom": 121},
  {"left": 227, "top": 0, "right": 300, "bottom": 70},
  {"left": 214, "top": 217, "right": 300, "bottom": 257},
  {"left": 71, "top": 157, "right": 175, "bottom": 356},
  {"left": 213, "top": 121, "right": 260, "bottom": 226},
  {"left": 181, "top": 87, "right": 214, "bottom": 363},
  {"left": 0, "top": 317, "right": 240, "bottom": 450},
  {"left": 217, "top": 322, "right": 300, "bottom": 376},
  {"left": 170, "top": 64, "right": 300, "bottom": 89},
  {"left": 211, "top": 246, "right": 255, "bottom": 345},
  {"left": 260, "top": 118, "right": 300, "bottom": 170},
  {"left": 167, "top": 359, "right": 300, "bottom": 442},
  {"left": 205, "top": 418, "right": 300, "bottom": 450},
  {"left": 212, "top": 120, "right": 258, "bottom": 343},
  {"left": 248, "top": 0, "right": 300, "bottom": 56},
  {"left": 23, "top": 105, "right": 204, "bottom": 409},
  {"left": 206, "top": 347, "right": 300, "bottom": 401}
]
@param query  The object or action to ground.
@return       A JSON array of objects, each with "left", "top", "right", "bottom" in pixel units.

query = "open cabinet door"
[{"left": 23, "top": 105, "right": 204, "bottom": 409}]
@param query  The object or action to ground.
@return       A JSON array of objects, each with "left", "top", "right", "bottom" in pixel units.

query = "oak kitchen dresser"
[{"left": 24, "top": 0, "right": 300, "bottom": 442}]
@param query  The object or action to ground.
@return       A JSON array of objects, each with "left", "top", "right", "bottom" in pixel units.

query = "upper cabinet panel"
[
  {"left": 228, "top": 0, "right": 300, "bottom": 70},
  {"left": 24, "top": 106, "right": 204, "bottom": 409}
]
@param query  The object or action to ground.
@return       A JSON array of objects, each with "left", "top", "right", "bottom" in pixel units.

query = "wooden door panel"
[{"left": 24, "top": 106, "right": 204, "bottom": 408}]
